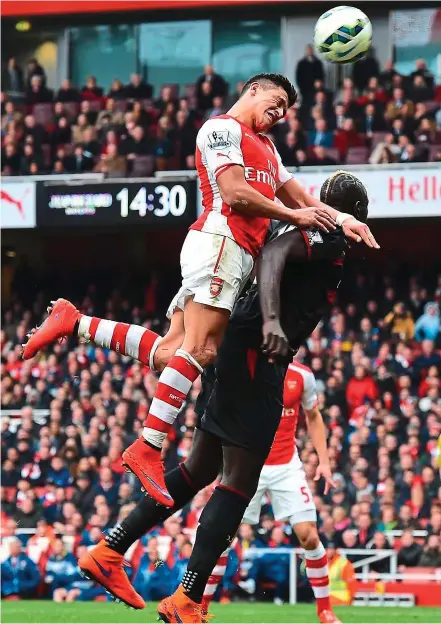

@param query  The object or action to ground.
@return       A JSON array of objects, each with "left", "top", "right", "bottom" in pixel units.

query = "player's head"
[
  {"left": 320, "top": 170, "right": 369, "bottom": 223},
  {"left": 239, "top": 73, "right": 297, "bottom": 132}
]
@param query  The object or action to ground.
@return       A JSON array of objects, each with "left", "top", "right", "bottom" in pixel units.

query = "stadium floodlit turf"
[{"left": 2, "top": 601, "right": 441, "bottom": 623}]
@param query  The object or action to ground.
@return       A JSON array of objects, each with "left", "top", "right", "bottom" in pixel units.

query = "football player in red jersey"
[
  {"left": 72, "top": 172, "right": 368, "bottom": 622},
  {"left": 23, "top": 75, "right": 378, "bottom": 509}
]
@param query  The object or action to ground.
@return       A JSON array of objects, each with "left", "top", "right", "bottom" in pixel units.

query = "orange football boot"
[
  {"left": 22, "top": 298, "right": 81, "bottom": 360},
  {"left": 158, "top": 585, "right": 204, "bottom": 623},
  {"left": 122, "top": 437, "right": 174, "bottom": 508},
  {"left": 78, "top": 540, "right": 145, "bottom": 610},
  {"left": 318, "top": 610, "right": 342, "bottom": 624}
]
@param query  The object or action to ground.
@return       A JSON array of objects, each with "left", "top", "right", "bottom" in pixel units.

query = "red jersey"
[
  {"left": 265, "top": 362, "right": 317, "bottom": 466},
  {"left": 191, "top": 115, "right": 292, "bottom": 258}
]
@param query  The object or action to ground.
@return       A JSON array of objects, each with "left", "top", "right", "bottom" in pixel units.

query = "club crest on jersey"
[
  {"left": 209, "top": 276, "right": 224, "bottom": 297},
  {"left": 306, "top": 229, "right": 323, "bottom": 245},
  {"left": 287, "top": 380, "right": 297, "bottom": 390},
  {"left": 208, "top": 130, "right": 231, "bottom": 150}
]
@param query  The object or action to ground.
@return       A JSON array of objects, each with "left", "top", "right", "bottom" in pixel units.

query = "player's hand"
[
  {"left": 289, "top": 207, "right": 336, "bottom": 233},
  {"left": 314, "top": 463, "right": 336, "bottom": 495},
  {"left": 342, "top": 217, "right": 380, "bottom": 248},
  {"left": 262, "top": 319, "right": 289, "bottom": 363}
]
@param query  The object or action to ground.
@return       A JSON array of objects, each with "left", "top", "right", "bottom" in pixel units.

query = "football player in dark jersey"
[{"left": 78, "top": 172, "right": 370, "bottom": 622}]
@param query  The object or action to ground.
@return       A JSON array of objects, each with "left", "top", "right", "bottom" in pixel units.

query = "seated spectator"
[
  {"left": 334, "top": 103, "right": 346, "bottom": 130},
  {"left": 277, "top": 131, "right": 304, "bottom": 166},
  {"left": 26, "top": 75, "right": 53, "bottom": 105},
  {"left": 107, "top": 78, "right": 126, "bottom": 100},
  {"left": 80, "top": 127, "right": 101, "bottom": 158},
  {"left": 56, "top": 79, "right": 81, "bottom": 103},
  {"left": 204, "top": 95, "right": 225, "bottom": 120},
  {"left": 334, "top": 117, "right": 363, "bottom": 160},
  {"left": 418, "top": 534, "right": 441, "bottom": 568},
  {"left": 415, "top": 303, "right": 440, "bottom": 342},
  {"left": 380, "top": 60, "right": 400, "bottom": 94},
  {"left": 2, "top": 57, "right": 24, "bottom": 93},
  {"left": 311, "top": 145, "right": 337, "bottom": 166},
  {"left": 51, "top": 116, "right": 72, "bottom": 148},
  {"left": 397, "top": 529, "right": 423, "bottom": 569},
  {"left": 100, "top": 129, "right": 119, "bottom": 155},
  {"left": 124, "top": 73, "right": 153, "bottom": 100},
  {"left": 346, "top": 366, "right": 378, "bottom": 416},
  {"left": 155, "top": 116, "right": 175, "bottom": 165},
  {"left": 19, "top": 144, "right": 44, "bottom": 175},
  {"left": 1, "top": 538, "right": 41, "bottom": 599},
  {"left": 245, "top": 527, "right": 290, "bottom": 605},
  {"left": 52, "top": 146, "right": 75, "bottom": 174},
  {"left": 334, "top": 78, "right": 358, "bottom": 105},
  {"left": 133, "top": 538, "right": 177, "bottom": 601},
  {"left": 95, "top": 99, "right": 121, "bottom": 130},
  {"left": 340, "top": 89, "right": 360, "bottom": 122},
  {"left": 415, "top": 118, "right": 441, "bottom": 145},
  {"left": 155, "top": 85, "right": 178, "bottom": 116},
  {"left": 1, "top": 101, "right": 23, "bottom": 134},
  {"left": 409, "top": 75, "right": 434, "bottom": 103},
  {"left": 71, "top": 145, "right": 94, "bottom": 174},
  {"left": 81, "top": 76, "right": 103, "bottom": 101},
  {"left": 120, "top": 125, "right": 153, "bottom": 158},
  {"left": 308, "top": 118, "right": 334, "bottom": 148},
  {"left": 93, "top": 143, "right": 127, "bottom": 176},
  {"left": 410, "top": 59, "right": 435, "bottom": 92},
  {"left": 400, "top": 142, "right": 423, "bottom": 164},
  {"left": 45, "top": 538, "right": 82, "bottom": 600},
  {"left": 295, "top": 149, "right": 314, "bottom": 167},
  {"left": 23, "top": 114, "right": 47, "bottom": 145},
  {"left": 79, "top": 100, "right": 98, "bottom": 125},
  {"left": 363, "top": 76, "right": 387, "bottom": 103},
  {"left": 385, "top": 88, "right": 414, "bottom": 121},
  {"left": 53, "top": 102, "right": 69, "bottom": 125},
  {"left": 1, "top": 143, "right": 21, "bottom": 174},
  {"left": 72, "top": 114, "right": 94, "bottom": 144},
  {"left": 196, "top": 65, "right": 228, "bottom": 102},
  {"left": 131, "top": 100, "right": 153, "bottom": 128},
  {"left": 47, "top": 457, "right": 72, "bottom": 487},
  {"left": 13, "top": 497, "right": 42, "bottom": 529},
  {"left": 367, "top": 532, "right": 392, "bottom": 574},
  {"left": 359, "top": 103, "right": 386, "bottom": 135}
]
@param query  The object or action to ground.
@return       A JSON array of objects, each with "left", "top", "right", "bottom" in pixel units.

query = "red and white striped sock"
[
  {"left": 304, "top": 543, "right": 331, "bottom": 614},
  {"left": 201, "top": 548, "right": 229, "bottom": 612},
  {"left": 78, "top": 316, "right": 161, "bottom": 370},
  {"left": 143, "top": 349, "right": 203, "bottom": 448}
]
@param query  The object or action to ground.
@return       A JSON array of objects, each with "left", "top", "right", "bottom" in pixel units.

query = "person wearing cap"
[{"left": 326, "top": 542, "right": 356, "bottom": 607}]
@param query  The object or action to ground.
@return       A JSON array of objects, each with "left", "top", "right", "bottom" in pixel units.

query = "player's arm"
[
  {"left": 200, "top": 119, "right": 335, "bottom": 231},
  {"left": 257, "top": 229, "right": 309, "bottom": 360},
  {"left": 217, "top": 166, "right": 336, "bottom": 231},
  {"left": 304, "top": 406, "right": 335, "bottom": 495},
  {"left": 276, "top": 175, "right": 379, "bottom": 249}
]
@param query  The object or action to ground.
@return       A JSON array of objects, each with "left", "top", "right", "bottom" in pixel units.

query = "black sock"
[
  {"left": 181, "top": 486, "right": 250, "bottom": 603},
  {"left": 106, "top": 464, "right": 197, "bottom": 554}
]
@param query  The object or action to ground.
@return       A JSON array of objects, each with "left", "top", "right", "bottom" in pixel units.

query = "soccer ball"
[{"left": 314, "top": 5, "right": 372, "bottom": 64}]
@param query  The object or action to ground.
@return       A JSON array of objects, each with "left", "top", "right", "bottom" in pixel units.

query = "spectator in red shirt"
[
  {"left": 346, "top": 366, "right": 379, "bottom": 416},
  {"left": 334, "top": 117, "right": 364, "bottom": 161}
]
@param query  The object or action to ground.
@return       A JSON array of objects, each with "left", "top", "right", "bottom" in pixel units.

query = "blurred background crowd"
[
  {"left": 2, "top": 48, "right": 441, "bottom": 178},
  {"left": 1, "top": 261, "right": 441, "bottom": 602}
]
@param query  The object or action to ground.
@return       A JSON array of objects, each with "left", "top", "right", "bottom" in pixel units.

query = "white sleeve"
[
  {"left": 196, "top": 117, "right": 244, "bottom": 179},
  {"left": 272, "top": 141, "right": 293, "bottom": 190},
  {"left": 301, "top": 370, "right": 318, "bottom": 410}
]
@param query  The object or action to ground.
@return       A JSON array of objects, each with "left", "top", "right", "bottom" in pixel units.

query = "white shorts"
[
  {"left": 243, "top": 458, "right": 317, "bottom": 526},
  {"left": 166, "top": 230, "right": 254, "bottom": 319}
]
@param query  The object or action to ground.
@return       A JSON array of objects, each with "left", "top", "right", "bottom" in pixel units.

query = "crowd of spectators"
[
  {"left": 1, "top": 264, "right": 441, "bottom": 602},
  {"left": 2, "top": 51, "right": 441, "bottom": 178}
]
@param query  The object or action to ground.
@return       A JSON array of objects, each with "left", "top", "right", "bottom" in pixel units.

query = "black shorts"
[{"left": 195, "top": 323, "right": 287, "bottom": 456}]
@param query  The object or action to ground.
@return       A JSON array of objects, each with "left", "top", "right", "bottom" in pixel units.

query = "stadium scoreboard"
[{"left": 37, "top": 180, "right": 197, "bottom": 228}]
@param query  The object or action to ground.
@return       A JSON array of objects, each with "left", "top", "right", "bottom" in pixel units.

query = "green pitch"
[{"left": 2, "top": 601, "right": 440, "bottom": 623}]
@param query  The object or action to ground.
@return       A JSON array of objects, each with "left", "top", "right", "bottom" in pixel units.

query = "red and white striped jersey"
[
  {"left": 191, "top": 115, "right": 292, "bottom": 258},
  {"left": 265, "top": 362, "right": 318, "bottom": 466}
]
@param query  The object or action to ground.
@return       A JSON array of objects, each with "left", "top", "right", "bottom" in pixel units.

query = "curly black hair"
[
  {"left": 240, "top": 73, "right": 298, "bottom": 108},
  {"left": 320, "top": 170, "right": 369, "bottom": 223}
]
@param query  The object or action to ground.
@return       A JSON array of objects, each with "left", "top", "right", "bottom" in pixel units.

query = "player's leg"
[
  {"left": 125, "top": 233, "right": 254, "bottom": 507},
  {"left": 158, "top": 444, "right": 266, "bottom": 621},
  {"left": 23, "top": 297, "right": 184, "bottom": 374},
  {"left": 78, "top": 429, "right": 222, "bottom": 608},
  {"left": 201, "top": 472, "right": 268, "bottom": 610}
]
